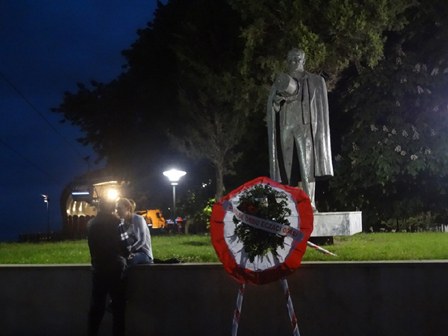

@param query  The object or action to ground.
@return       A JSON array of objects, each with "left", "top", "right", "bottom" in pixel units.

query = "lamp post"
[
  {"left": 41, "top": 194, "right": 50, "bottom": 234},
  {"left": 163, "top": 169, "right": 186, "bottom": 218}
]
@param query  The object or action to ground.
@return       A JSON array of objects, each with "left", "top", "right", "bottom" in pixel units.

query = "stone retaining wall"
[{"left": 1, "top": 261, "right": 447, "bottom": 335}]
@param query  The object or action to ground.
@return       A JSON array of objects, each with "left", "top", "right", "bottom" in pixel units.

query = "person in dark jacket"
[{"left": 87, "top": 198, "right": 128, "bottom": 336}]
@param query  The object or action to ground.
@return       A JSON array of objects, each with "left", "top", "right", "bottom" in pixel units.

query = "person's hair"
[
  {"left": 98, "top": 197, "right": 116, "bottom": 213},
  {"left": 117, "top": 198, "right": 134, "bottom": 213},
  {"left": 287, "top": 48, "right": 306, "bottom": 62},
  {"left": 129, "top": 199, "right": 136, "bottom": 212}
]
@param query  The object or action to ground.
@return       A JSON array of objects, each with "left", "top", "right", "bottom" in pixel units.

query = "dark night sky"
[{"left": 0, "top": 1, "right": 163, "bottom": 241}]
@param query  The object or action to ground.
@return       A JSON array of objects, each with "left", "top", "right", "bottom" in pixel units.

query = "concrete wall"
[{"left": 1, "top": 261, "right": 448, "bottom": 336}]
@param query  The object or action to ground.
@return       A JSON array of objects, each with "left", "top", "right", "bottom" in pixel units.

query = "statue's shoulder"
[
  {"left": 305, "top": 71, "right": 324, "bottom": 82},
  {"left": 305, "top": 72, "right": 327, "bottom": 92}
]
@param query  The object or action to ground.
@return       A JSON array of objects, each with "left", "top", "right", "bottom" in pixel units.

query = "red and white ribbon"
[
  {"left": 231, "top": 283, "right": 246, "bottom": 336},
  {"left": 280, "top": 278, "right": 301, "bottom": 336},
  {"left": 307, "top": 241, "right": 337, "bottom": 256},
  {"left": 223, "top": 200, "right": 304, "bottom": 242}
]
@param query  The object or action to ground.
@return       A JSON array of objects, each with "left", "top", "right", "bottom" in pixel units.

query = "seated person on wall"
[{"left": 116, "top": 198, "right": 154, "bottom": 266}]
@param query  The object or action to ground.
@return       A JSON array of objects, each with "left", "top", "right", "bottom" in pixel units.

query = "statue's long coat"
[{"left": 267, "top": 71, "right": 333, "bottom": 182}]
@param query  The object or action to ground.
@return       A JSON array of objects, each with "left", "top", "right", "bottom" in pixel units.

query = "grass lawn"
[{"left": 1, "top": 233, "right": 448, "bottom": 264}]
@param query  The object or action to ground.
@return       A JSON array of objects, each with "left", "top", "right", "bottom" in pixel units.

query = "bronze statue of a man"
[{"left": 267, "top": 48, "right": 333, "bottom": 211}]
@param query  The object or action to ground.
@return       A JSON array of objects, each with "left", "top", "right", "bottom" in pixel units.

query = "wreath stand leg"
[
  {"left": 231, "top": 280, "right": 301, "bottom": 336},
  {"left": 280, "top": 278, "right": 301, "bottom": 336},
  {"left": 231, "top": 283, "right": 246, "bottom": 336}
]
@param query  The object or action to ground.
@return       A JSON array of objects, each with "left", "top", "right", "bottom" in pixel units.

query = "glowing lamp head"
[
  {"left": 107, "top": 189, "right": 118, "bottom": 200},
  {"left": 163, "top": 169, "right": 186, "bottom": 185}
]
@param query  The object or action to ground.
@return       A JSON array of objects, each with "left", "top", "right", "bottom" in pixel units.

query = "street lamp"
[
  {"left": 163, "top": 169, "right": 186, "bottom": 218},
  {"left": 107, "top": 189, "right": 118, "bottom": 201},
  {"left": 41, "top": 194, "right": 50, "bottom": 234}
]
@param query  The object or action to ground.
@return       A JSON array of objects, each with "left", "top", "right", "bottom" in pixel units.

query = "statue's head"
[{"left": 287, "top": 48, "right": 305, "bottom": 73}]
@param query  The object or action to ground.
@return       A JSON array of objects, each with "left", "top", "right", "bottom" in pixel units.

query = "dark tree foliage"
[
  {"left": 164, "top": 0, "right": 248, "bottom": 200},
  {"left": 228, "top": 0, "right": 411, "bottom": 109},
  {"left": 224, "top": 0, "right": 413, "bottom": 214},
  {"left": 53, "top": 0, "right": 446, "bottom": 227},
  {"left": 52, "top": 0, "right": 196, "bottom": 207},
  {"left": 52, "top": 0, "right": 248, "bottom": 208},
  {"left": 329, "top": 0, "right": 448, "bottom": 229}
]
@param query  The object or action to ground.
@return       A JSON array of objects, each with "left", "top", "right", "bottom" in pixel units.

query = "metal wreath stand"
[{"left": 210, "top": 177, "right": 337, "bottom": 336}]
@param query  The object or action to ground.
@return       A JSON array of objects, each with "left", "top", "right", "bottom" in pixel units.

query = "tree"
[
  {"left": 223, "top": 0, "right": 414, "bottom": 211},
  {"left": 53, "top": 0, "right": 425, "bottom": 217},
  {"left": 329, "top": 0, "right": 448, "bottom": 229},
  {"left": 228, "top": 0, "right": 411, "bottom": 108},
  {"left": 164, "top": 0, "right": 248, "bottom": 200},
  {"left": 170, "top": 73, "right": 245, "bottom": 200},
  {"left": 52, "top": 1, "right": 229, "bottom": 202}
]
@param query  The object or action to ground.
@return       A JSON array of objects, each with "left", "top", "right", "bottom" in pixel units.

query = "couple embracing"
[{"left": 87, "top": 197, "right": 153, "bottom": 336}]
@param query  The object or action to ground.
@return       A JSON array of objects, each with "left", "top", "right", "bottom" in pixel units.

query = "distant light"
[
  {"left": 163, "top": 169, "right": 186, "bottom": 184},
  {"left": 202, "top": 183, "right": 207, "bottom": 188},
  {"left": 107, "top": 189, "right": 118, "bottom": 200},
  {"left": 72, "top": 191, "right": 90, "bottom": 196},
  {"left": 94, "top": 181, "right": 118, "bottom": 186}
]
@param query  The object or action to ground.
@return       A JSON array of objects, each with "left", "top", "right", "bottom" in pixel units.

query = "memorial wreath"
[
  {"left": 232, "top": 183, "right": 292, "bottom": 262},
  {"left": 211, "top": 176, "right": 313, "bottom": 286}
]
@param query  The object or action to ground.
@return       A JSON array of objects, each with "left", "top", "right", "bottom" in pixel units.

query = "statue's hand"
[
  {"left": 273, "top": 94, "right": 283, "bottom": 112},
  {"left": 274, "top": 94, "right": 283, "bottom": 104},
  {"left": 275, "top": 73, "right": 298, "bottom": 96}
]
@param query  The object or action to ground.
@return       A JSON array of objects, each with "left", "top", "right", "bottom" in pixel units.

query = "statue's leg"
[
  {"left": 294, "top": 126, "right": 317, "bottom": 211},
  {"left": 280, "top": 127, "right": 294, "bottom": 185},
  {"left": 307, "top": 182, "right": 316, "bottom": 212}
]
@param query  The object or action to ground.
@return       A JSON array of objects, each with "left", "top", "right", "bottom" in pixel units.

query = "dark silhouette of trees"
[
  {"left": 329, "top": 0, "right": 448, "bottom": 229},
  {"left": 53, "top": 0, "right": 448, "bottom": 230}
]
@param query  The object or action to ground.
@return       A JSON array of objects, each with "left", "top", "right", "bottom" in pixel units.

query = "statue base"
[{"left": 311, "top": 211, "right": 362, "bottom": 237}]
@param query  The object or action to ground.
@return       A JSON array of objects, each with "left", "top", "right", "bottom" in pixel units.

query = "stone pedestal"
[{"left": 311, "top": 211, "right": 362, "bottom": 237}]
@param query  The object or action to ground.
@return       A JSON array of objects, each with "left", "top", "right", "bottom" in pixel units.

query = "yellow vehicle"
[{"left": 136, "top": 209, "right": 166, "bottom": 229}]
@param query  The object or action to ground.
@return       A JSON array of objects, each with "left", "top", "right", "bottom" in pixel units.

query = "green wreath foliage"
[{"left": 233, "top": 184, "right": 291, "bottom": 262}]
